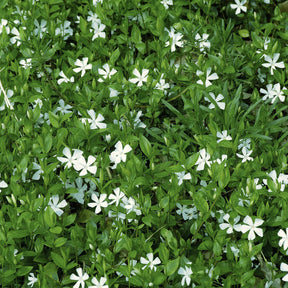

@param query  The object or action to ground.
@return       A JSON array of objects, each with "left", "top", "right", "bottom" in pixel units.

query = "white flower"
[
  {"left": 230, "top": 0, "right": 247, "bottom": 15},
  {"left": 195, "top": 148, "right": 211, "bottom": 171},
  {"left": 132, "top": 110, "right": 146, "bottom": 129},
  {"left": 109, "top": 141, "right": 132, "bottom": 168},
  {"left": 280, "top": 263, "right": 288, "bottom": 282},
  {"left": 48, "top": 195, "right": 68, "bottom": 216},
  {"left": 10, "top": 27, "right": 21, "bottom": 46},
  {"left": 195, "top": 33, "right": 210, "bottom": 52},
  {"left": 73, "top": 57, "right": 92, "bottom": 77},
  {"left": 160, "top": 0, "right": 173, "bottom": 9},
  {"left": 54, "top": 99, "right": 73, "bottom": 115},
  {"left": 165, "top": 27, "right": 184, "bottom": 52},
  {"left": 81, "top": 110, "right": 107, "bottom": 129},
  {"left": 178, "top": 266, "right": 193, "bottom": 286},
  {"left": 278, "top": 228, "right": 288, "bottom": 250},
  {"left": 0, "top": 19, "right": 10, "bottom": 34},
  {"left": 20, "top": 58, "right": 32, "bottom": 69},
  {"left": 197, "top": 67, "right": 219, "bottom": 87},
  {"left": 88, "top": 276, "right": 108, "bottom": 288},
  {"left": 205, "top": 92, "right": 225, "bottom": 110},
  {"left": 121, "top": 196, "right": 141, "bottom": 216},
  {"left": 73, "top": 155, "right": 97, "bottom": 176},
  {"left": 129, "top": 68, "right": 149, "bottom": 87},
  {"left": 88, "top": 193, "right": 108, "bottom": 214},
  {"left": 155, "top": 74, "right": 170, "bottom": 92},
  {"left": 236, "top": 147, "right": 253, "bottom": 163},
  {"left": 55, "top": 20, "right": 73, "bottom": 40},
  {"left": 260, "top": 84, "right": 275, "bottom": 101},
  {"left": 219, "top": 214, "right": 242, "bottom": 234},
  {"left": 271, "top": 83, "right": 286, "bottom": 103},
  {"left": 98, "top": 63, "right": 117, "bottom": 82},
  {"left": 34, "top": 19, "right": 47, "bottom": 39},
  {"left": 238, "top": 138, "right": 251, "bottom": 150},
  {"left": 109, "top": 187, "right": 125, "bottom": 206},
  {"left": 0, "top": 180, "right": 8, "bottom": 192},
  {"left": 176, "top": 203, "right": 197, "bottom": 220},
  {"left": 57, "top": 147, "right": 83, "bottom": 169},
  {"left": 91, "top": 22, "right": 106, "bottom": 40},
  {"left": 70, "top": 268, "right": 89, "bottom": 288},
  {"left": 32, "top": 162, "right": 44, "bottom": 180},
  {"left": 240, "top": 216, "right": 264, "bottom": 240},
  {"left": 217, "top": 130, "right": 232, "bottom": 143},
  {"left": 262, "top": 53, "right": 285, "bottom": 75},
  {"left": 140, "top": 253, "right": 161, "bottom": 271},
  {"left": 87, "top": 11, "right": 101, "bottom": 26},
  {"left": 57, "top": 71, "right": 74, "bottom": 85},
  {"left": 171, "top": 171, "right": 191, "bottom": 186},
  {"left": 27, "top": 273, "right": 38, "bottom": 287},
  {"left": 109, "top": 87, "right": 119, "bottom": 98}
]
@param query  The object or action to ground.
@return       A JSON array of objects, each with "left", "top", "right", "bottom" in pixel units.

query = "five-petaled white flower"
[
  {"left": 262, "top": 53, "right": 285, "bottom": 75},
  {"left": 109, "top": 187, "right": 125, "bottom": 206},
  {"left": 165, "top": 27, "right": 184, "bottom": 52},
  {"left": 240, "top": 215, "right": 264, "bottom": 240},
  {"left": 81, "top": 110, "right": 107, "bottom": 129},
  {"left": 140, "top": 253, "right": 161, "bottom": 271},
  {"left": 73, "top": 155, "right": 97, "bottom": 176},
  {"left": 73, "top": 57, "right": 92, "bottom": 77},
  {"left": 91, "top": 22, "right": 106, "bottom": 40},
  {"left": 217, "top": 130, "right": 232, "bottom": 143},
  {"left": 27, "top": 273, "right": 38, "bottom": 287},
  {"left": 89, "top": 276, "right": 109, "bottom": 288},
  {"left": 129, "top": 68, "right": 149, "bottom": 87},
  {"left": 88, "top": 193, "right": 108, "bottom": 214},
  {"left": 54, "top": 99, "right": 73, "bottom": 115},
  {"left": 109, "top": 141, "right": 132, "bottom": 168},
  {"left": 278, "top": 228, "right": 288, "bottom": 251},
  {"left": 178, "top": 266, "right": 193, "bottom": 286},
  {"left": 281, "top": 263, "right": 288, "bottom": 282},
  {"left": 236, "top": 147, "right": 253, "bottom": 163},
  {"left": 48, "top": 195, "right": 68, "bottom": 216},
  {"left": 70, "top": 268, "right": 89, "bottom": 288},
  {"left": 219, "top": 214, "right": 242, "bottom": 234},
  {"left": 197, "top": 67, "right": 219, "bottom": 87},
  {"left": 98, "top": 63, "right": 117, "bottom": 82},
  {"left": 57, "top": 71, "right": 74, "bottom": 85},
  {"left": 205, "top": 92, "right": 225, "bottom": 110},
  {"left": 57, "top": 147, "right": 83, "bottom": 169},
  {"left": 195, "top": 148, "right": 211, "bottom": 171},
  {"left": 230, "top": 0, "right": 247, "bottom": 15},
  {"left": 195, "top": 33, "right": 210, "bottom": 52},
  {"left": 161, "top": 0, "right": 173, "bottom": 9}
]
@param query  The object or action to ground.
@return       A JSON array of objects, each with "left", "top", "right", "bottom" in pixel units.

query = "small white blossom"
[
  {"left": 262, "top": 53, "right": 285, "bottom": 75},
  {"left": 27, "top": 273, "right": 38, "bottom": 287},
  {"left": 48, "top": 195, "right": 68, "bottom": 216},
  {"left": 236, "top": 147, "right": 253, "bottom": 163},
  {"left": 109, "top": 187, "right": 125, "bottom": 206},
  {"left": 57, "top": 71, "right": 74, "bottom": 85},
  {"left": 165, "top": 27, "right": 184, "bottom": 52},
  {"left": 129, "top": 68, "right": 149, "bottom": 87},
  {"left": 195, "top": 148, "right": 211, "bottom": 171},
  {"left": 70, "top": 268, "right": 89, "bottom": 288},
  {"left": 98, "top": 63, "right": 117, "bottom": 82},
  {"left": 231, "top": 0, "right": 247, "bottom": 15},
  {"left": 73, "top": 57, "right": 92, "bottom": 77},
  {"left": 195, "top": 33, "right": 210, "bottom": 53},
  {"left": 240, "top": 216, "right": 264, "bottom": 241},
  {"left": 73, "top": 155, "right": 97, "bottom": 176},
  {"left": 91, "top": 22, "right": 106, "bottom": 40},
  {"left": 140, "top": 253, "right": 161, "bottom": 271},
  {"left": 88, "top": 193, "right": 108, "bottom": 214},
  {"left": 54, "top": 99, "right": 73, "bottom": 115},
  {"left": 55, "top": 20, "right": 73, "bottom": 40},
  {"left": 197, "top": 67, "right": 219, "bottom": 87},
  {"left": 57, "top": 147, "right": 83, "bottom": 169},
  {"left": 278, "top": 228, "right": 288, "bottom": 251},
  {"left": 89, "top": 276, "right": 109, "bottom": 288},
  {"left": 219, "top": 214, "right": 242, "bottom": 234},
  {"left": 81, "top": 110, "right": 107, "bottom": 129},
  {"left": 20, "top": 58, "right": 32, "bottom": 69},
  {"left": 205, "top": 92, "right": 225, "bottom": 110},
  {"left": 178, "top": 266, "right": 193, "bottom": 286},
  {"left": 217, "top": 130, "right": 232, "bottom": 143},
  {"left": 281, "top": 263, "right": 288, "bottom": 282},
  {"left": 160, "top": 0, "right": 173, "bottom": 9},
  {"left": 109, "top": 141, "right": 132, "bottom": 168}
]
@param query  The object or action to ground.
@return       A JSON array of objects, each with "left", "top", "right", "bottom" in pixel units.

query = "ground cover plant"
[{"left": 3, "top": 0, "right": 288, "bottom": 287}]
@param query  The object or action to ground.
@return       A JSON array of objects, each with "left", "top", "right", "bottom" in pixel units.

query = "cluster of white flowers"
[
  {"left": 176, "top": 203, "right": 198, "bottom": 220},
  {"left": 236, "top": 138, "right": 253, "bottom": 163},
  {"left": 87, "top": 10, "right": 106, "bottom": 40},
  {"left": 219, "top": 214, "right": 264, "bottom": 241},
  {"left": 57, "top": 147, "right": 97, "bottom": 176},
  {"left": 263, "top": 170, "right": 288, "bottom": 192},
  {"left": 70, "top": 268, "right": 109, "bottom": 288},
  {"left": 260, "top": 83, "right": 286, "bottom": 104}
]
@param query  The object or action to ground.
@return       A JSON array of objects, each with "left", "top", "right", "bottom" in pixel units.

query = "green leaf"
[
  {"left": 54, "top": 237, "right": 67, "bottom": 247},
  {"left": 44, "top": 207, "right": 56, "bottom": 228},
  {"left": 7, "top": 230, "right": 30, "bottom": 239},
  {"left": 17, "top": 266, "right": 33, "bottom": 276},
  {"left": 48, "top": 111, "right": 60, "bottom": 128},
  {"left": 193, "top": 194, "right": 209, "bottom": 214},
  {"left": 165, "top": 257, "right": 179, "bottom": 276},
  {"left": 131, "top": 25, "right": 142, "bottom": 43},
  {"left": 139, "top": 134, "right": 152, "bottom": 158},
  {"left": 51, "top": 252, "right": 66, "bottom": 269}
]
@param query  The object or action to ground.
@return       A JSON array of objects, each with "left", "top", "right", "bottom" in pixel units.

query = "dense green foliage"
[{"left": 1, "top": 0, "right": 288, "bottom": 287}]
